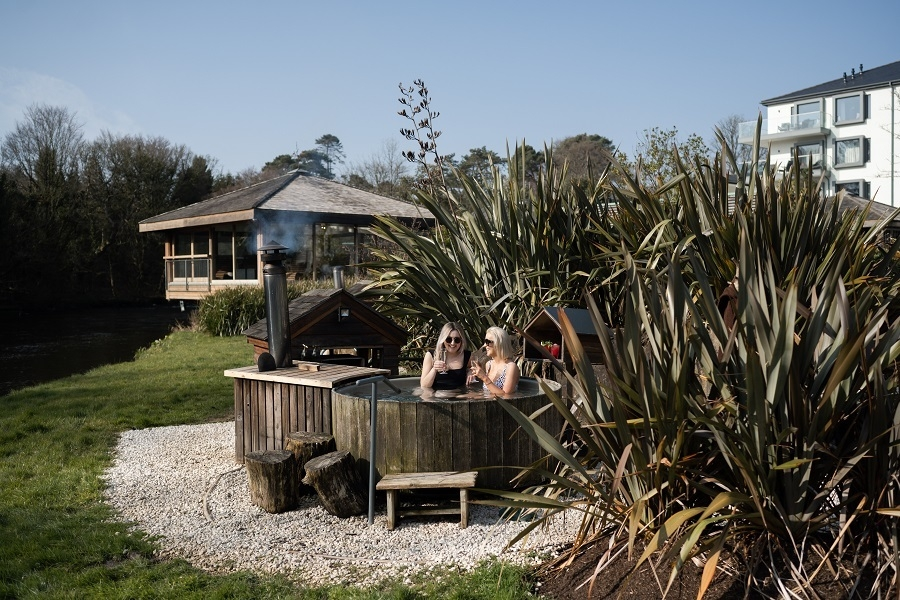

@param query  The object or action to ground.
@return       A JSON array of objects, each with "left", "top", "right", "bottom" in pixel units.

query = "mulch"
[{"left": 534, "top": 540, "right": 865, "bottom": 599}]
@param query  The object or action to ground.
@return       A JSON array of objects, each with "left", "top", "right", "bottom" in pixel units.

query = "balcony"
[
  {"left": 736, "top": 153, "right": 832, "bottom": 185},
  {"left": 738, "top": 112, "right": 828, "bottom": 144}
]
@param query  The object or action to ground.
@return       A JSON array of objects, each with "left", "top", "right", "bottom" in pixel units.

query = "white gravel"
[{"left": 102, "top": 421, "right": 579, "bottom": 587}]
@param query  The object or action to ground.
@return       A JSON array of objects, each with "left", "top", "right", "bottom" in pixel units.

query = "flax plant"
[
  {"left": 364, "top": 147, "right": 618, "bottom": 348},
  {"left": 490, "top": 130, "right": 900, "bottom": 597}
]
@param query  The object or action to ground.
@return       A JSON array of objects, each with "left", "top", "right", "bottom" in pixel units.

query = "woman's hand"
[
  {"left": 433, "top": 359, "right": 446, "bottom": 373},
  {"left": 470, "top": 362, "right": 486, "bottom": 385}
]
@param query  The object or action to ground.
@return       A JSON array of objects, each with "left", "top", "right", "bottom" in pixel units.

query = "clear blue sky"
[{"left": 2, "top": 0, "right": 898, "bottom": 177}]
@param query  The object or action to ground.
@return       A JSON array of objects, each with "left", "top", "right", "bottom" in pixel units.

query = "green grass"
[{"left": 0, "top": 330, "right": 539, "bottom": 599}]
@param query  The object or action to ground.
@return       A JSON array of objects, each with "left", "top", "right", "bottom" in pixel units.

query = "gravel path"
[{"left": 102, "top": 421, "right": 579, "bottom": 587}]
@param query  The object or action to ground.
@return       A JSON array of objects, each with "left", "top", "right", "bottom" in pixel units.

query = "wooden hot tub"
[
  {"left": 332, "top": 377, "right": 563, "bottom": 489},
  {"left": 225, "top": 364, "right": 564, "bottom": 489}
]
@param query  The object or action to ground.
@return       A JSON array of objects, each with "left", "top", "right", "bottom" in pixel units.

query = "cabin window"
[
  {"left": 172, "top": 231, "right": 209, "bottom": 278},
  {"left": 234, "top": 231, "right": 257, "bottom": 280},
  {"left": 283, "top": 223, "right": 314, "bottom": 279},
  {"left": 316, "top": 223, "right": 357, "bottom": 276}
]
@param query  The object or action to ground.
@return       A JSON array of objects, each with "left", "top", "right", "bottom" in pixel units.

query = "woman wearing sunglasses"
[
  {"left": 420, "top": 322, "right": 471, "bottom": 390},
  {"left": 471, "top": 326, "right": 520, "bottom": 394}
]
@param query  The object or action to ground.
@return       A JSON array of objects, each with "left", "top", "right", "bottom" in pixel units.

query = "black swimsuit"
[{"left": 432, "top": 350, "right": 471, "bottom": 390}]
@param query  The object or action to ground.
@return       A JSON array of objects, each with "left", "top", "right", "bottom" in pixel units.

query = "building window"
[
  {"left": 792, "top": 100, "right": 822, "bottom": 129},
  {"left": 795, "top": 141, "right": 823, "bottom": 169},
  {"left": 835, "top": 180, "right": 867, "bottom": 198},
  {"left": 834, "top": 137, "right": 866, "bottom": 168},
  {"left": 834, "top": 93, "right": 865, "bottom": 125}
]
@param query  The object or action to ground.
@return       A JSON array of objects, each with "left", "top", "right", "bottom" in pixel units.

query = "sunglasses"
[
  {"left": 483, "top": 339, "right": 494, "bottom": 346},
  {"left": 444, "top": 336, "right": 462, "bottom": 344}
]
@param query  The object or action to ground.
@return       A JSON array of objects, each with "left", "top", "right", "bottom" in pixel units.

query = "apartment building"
[{"left": 738, "top": 60, "right": 900, "bottom": 205}]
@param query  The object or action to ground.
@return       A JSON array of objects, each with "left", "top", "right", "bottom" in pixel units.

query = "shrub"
[{"left": 195, "top": 277, "right": 360, "bottom": 336}]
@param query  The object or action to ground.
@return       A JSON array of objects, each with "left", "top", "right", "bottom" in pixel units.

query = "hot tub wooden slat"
[
  {"left": 254, "top": 381, "right": 263, "bottom": 451},
  {"left": 468, "top": 401, "right": 488, "bottom": 478},
  {"left": 487, "top": 400, "right": 510, "bottom": 486},
  {"left": 234, "top": 380, "right": 245, "bottom": 462},
  {"left": 379, "top": 400, "right": 402, "bottom": 475},
  {"left": 415, "top": 402, "right": 435, "bottom": 472},
  {"left": 273, "top": 384, "right": 283, "bottom": 450},
  {"left": 399, "top": 401, "right": 417, "bottom": 473},
  {"left": 432, "top": 402, "right": 452, "bottom": 475},
  {"left": 451, "top": 401, "right": 471, "bottom": 473}
]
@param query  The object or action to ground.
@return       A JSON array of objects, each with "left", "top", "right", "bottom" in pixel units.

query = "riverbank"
[{"left": 0, "top": 302, "right": 191, "bottom": 396}]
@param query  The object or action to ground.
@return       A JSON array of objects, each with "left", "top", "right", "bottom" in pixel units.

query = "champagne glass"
[
  {"left": 469, "top": 347, "right": 488, "bottom": 382},
  {"left": 439, "top": 345, "right": 448, "bottom": 374}
]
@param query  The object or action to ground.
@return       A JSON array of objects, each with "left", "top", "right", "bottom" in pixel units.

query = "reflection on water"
[{"left": 0, "top": 304, "right": 190, "bottom": 396}]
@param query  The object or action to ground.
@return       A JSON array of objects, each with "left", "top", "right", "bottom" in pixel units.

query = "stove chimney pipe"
[{"left": 258, "top": 241, "right": 292, "bottom": 369}]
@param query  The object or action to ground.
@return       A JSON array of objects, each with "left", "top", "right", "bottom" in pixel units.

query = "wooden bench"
[{"left": 376, "top": 471, "right": 478, "bottom": 530}]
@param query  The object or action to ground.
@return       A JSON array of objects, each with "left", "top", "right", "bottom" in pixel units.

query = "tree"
[
  {"left": 712, "top": 114, "right": 752, "bottom": 168},
  {"left": 511, "top": 142, "right": 544, "bottom": 184},
  {"left": 458, "top": 147, "right": 506, "bottom": 186},
  {"left": 82, "top": 132, "right": 197, "bottom": 297},
  {"left": 263, "top": 154, "right": 297, "bottom": 175},
  {"left": 295, "top": 149, "right": 330, "bottom": 178},
  {"left": 0, "top": 104, "right": 86, "bottom": 299},
  {"left": 343, "top": 139, "right": 412, "bottom": 199},
  {"left": 628, "top": 126, "right": 710, "bottom": 189},
  {"left": 315, "top": 134, "right": 344, "bottom": 179},
  {"left": 552, "top": 133, "right": 616, "bottom": 184},
  {"left": 1, "top": 104, "right": 85, "bottom": 217},
  {"left": 172, "top": 155, "right": 214, "bottom": 206}
]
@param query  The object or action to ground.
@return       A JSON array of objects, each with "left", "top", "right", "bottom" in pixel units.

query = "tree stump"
[
  {"left": 302, "top": 450, "right": 367, "bottom": 518},
  {"left": 245, "top": 449, "right": 297, "bottom": 513},
  {"left": 283, "top": 431, "right": 335, "bottom": 495}
]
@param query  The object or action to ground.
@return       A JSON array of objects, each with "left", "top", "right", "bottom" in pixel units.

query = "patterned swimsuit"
[{"left": 483, "top": 363, "right": 509, "bottom": 391}]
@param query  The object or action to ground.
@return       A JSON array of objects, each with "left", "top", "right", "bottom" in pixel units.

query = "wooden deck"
[{"left": 226, "top": 361, "right": 389, "bottom": 462}]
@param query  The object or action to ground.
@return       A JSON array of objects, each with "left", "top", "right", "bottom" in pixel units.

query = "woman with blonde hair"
[
  {"left": 471, "top": 326, "right": 520, "bottom": 394},
  {"left": 420, "top": 322, "right": 471, "bottom": 390}
]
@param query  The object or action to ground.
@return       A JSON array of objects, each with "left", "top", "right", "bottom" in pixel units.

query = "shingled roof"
[
  {"left": 139, "top": 170, "right": 431, "bottom": 232},
  {"left": 761, "top": 60, "right": 900, "bottom": 106}
]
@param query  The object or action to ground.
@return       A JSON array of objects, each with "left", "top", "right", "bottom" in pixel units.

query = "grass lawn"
[{"left": 0, "top": 330, "right": 538, "bottom": 599}]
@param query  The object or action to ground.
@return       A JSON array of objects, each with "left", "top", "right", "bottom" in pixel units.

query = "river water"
[{"left": 0, "top": 304, "right": 191, "bottom": 396}]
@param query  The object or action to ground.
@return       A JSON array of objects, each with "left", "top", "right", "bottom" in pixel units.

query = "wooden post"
[
  {"left": 245, "top": 450, "right": 297, "bottom": 513},
  {"left": 283, "top": 431, "right": 335, "bottom": 494},
  {"left": 302, "top": 450, "right": 367, "bottom": 518}
]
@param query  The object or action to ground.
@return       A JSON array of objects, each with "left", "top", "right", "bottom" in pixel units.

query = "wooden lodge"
[
  {"left": 138, "top": 170, "right": 433, "bottom": 301},
  {"left": 242, "top": 287, "right": 407, "bottom": 375}
]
